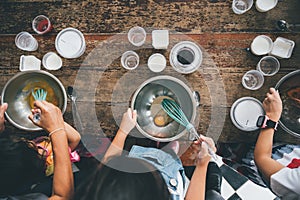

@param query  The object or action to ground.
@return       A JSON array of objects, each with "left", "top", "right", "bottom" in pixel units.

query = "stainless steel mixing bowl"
[
  {"left": 131, "top": 75, "right": 199, "bottom": 142},
  {"left": 1, "top": 70, "right": 67, "bottom": 131},
  {"left": 275, "top": 70, "right": 300, "bottom": 137}
]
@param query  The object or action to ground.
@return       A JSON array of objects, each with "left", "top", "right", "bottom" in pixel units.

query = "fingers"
[
  {"left": 126, "top": 108, "right": 137, "bottom": 122},
  {"left": 33, "top": 100, "right": 46, "bottom": 111},
  {"left": 264, "top": 88, "right": 281, "bottom": 103},
  {"left": 0, "top": 103, "right": 8, "bottom": 116},
  {"left": 132, "top": 110, "right": 137, "bottom": 122},
  {"left": 269, "top": 87, "right": 276, "bottom": 94},
  {"left": 193, "top": 140, "right": 201, "bottom": 145},
  {"left": 127, "top": 108, "right": 132, "bottom": 118}
]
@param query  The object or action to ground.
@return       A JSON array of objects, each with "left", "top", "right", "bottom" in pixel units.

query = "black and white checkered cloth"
[{"left": 214, "top": 155, "right": 279, "bottom": 200}]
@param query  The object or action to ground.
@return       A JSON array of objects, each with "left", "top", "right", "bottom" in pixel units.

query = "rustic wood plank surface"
[{"left": 0, "top": 1, "right": 299, "bottom": 147}]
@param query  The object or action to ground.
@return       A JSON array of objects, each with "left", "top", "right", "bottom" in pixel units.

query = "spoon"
[
  {"left": 67, "top": 86, "right": 83, "bottom": 132},
  {"left": 276, "top": 20, "right": 300, "bottom": 31}
]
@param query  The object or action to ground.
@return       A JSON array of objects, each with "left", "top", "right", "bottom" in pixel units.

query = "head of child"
[
  {"left": 75, "top": 155, "right": 170, "bottom": 200},
  {"left": 0, "top": 136, "right": 45, "bottom": 196}
]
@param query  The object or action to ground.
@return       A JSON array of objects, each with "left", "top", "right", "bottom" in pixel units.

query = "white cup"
[
  {"left": 43, "top": 52, "right": 63, "bottom": 70},
  {"left": 128, "top": 26, "right": 146, "bottom": 46},
  {"left": 15, "top": 32, "right": 38, "bottom": 51},
  {"left": 250, "top": 35, "right": 273, "bottom": 56},
  {"left": 257, "top": 56, "right": 280, "bottom": 76},
  {"left": 242, "top": 70, "right": 264, "bottom": 90},
  {"left": 121, "top": 51, "right": 139, "bottom": 70},
  {"left": 256, "top": 0, "right": 278, "bottom": 12},
  {"left": 232, "top": 0, "right": 253, "bottom": 14}
]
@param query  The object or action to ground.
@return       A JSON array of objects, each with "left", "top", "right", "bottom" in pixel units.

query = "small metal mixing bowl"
[
  {"left": 131, "top": 76, "right": 199, "bottom": 142},
  {"left": 1, "top": 70, "right": 67, "bottom": 131}
]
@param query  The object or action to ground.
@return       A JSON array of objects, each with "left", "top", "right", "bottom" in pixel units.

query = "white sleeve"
[{"left": 270, "top": 167, "right": 300, "bottom": 197}]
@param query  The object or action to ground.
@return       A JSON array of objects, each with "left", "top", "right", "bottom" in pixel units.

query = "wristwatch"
[{"left": 256, "top": 115, "right": 278, "bottom": 130}]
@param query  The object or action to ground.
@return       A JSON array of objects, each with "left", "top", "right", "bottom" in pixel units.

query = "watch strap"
[{"left": 266, "top": 119, "right": 278, "bottom": 130}]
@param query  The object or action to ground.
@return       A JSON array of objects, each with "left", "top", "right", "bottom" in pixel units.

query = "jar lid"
[
  {"left": 230, "top": 97, "right": 264, "bottom": 131},
  {"left": 55, "top": 28, "right": 86, "bottom": 59}
]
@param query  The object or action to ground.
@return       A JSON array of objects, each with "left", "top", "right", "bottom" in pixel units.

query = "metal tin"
[
  {"left": 55, "top": 28, "right": 86, "bottom": 59},
  {"left": 230, "top": 97, "right": 264, "bottom": 131}
]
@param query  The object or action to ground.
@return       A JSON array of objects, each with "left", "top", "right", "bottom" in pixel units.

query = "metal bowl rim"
[{"left": 275, "top": 69, "right": 300, "bottom": 137}]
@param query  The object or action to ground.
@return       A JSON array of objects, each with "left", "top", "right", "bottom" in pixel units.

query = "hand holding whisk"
[
  {"left": 161, "top": 98, "right": 218, "bottom": 161},
  {"left": 31, "top": 89, "right": 47, "bottom": 122}
]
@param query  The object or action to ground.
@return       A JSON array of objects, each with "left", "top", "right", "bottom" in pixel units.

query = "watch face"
[{"left": 256, "top": 115, "right": 265, "bottom": 127}]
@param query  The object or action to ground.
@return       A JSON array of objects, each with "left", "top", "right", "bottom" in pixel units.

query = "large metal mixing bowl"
[
  {"left": 1, "top": 70, "right": 67, "bottom": 131},
  {"left": 131, "top": 76, "right": 199, "bottom": 142},
  {"left": 275, "top": 70, "right": 300, "bottom": 137}
]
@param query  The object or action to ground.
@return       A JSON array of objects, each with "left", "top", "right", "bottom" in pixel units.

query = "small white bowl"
[
  {"left": 42, "top": 52, "right": 63, "bottom": 70},
  {"left": 256, "top": 0, "right": 278, "bottom": 12},
  {"left": 251, "top": 35, "right": 273, "bottom": 56},
  {"left": 147, "top": 53, "right": 166, "bottom": 73}
]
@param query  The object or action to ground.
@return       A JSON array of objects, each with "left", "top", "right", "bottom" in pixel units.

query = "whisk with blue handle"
[
  {"left": 31, "top": 89, "right": 47, "bottom": 122},
  {"left": 161, "top": 98, "right": 217, "bottom": 160}
]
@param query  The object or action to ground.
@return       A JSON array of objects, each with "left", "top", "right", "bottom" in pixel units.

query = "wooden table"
[{"left": 0, "top": 0, "right": 300, "bottom": 146}]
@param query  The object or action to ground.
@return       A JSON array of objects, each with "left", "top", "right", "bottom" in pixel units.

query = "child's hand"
[
  {"left": 119, "top": 108, "right": 137, "bottom": 135},
  {"left": 194, "top": 135, "right": 216, "bottom": 165},
  {"left": 28, "top": 101, "right": 64, "bottom": 133},
  {"left": 0, "top": 102, "right": 8, "bottom": 133},
  {"left": 263, "top": 88, "right": 282, "bottom": 122}
]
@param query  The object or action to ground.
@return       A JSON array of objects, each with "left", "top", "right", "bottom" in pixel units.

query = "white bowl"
[
  {"left": 256, "top": 0, "right": 278, "bottom": 12},
  {"left": 147, "top": 53, "right": 166, "bottom": 73},
  {"left": 42, "top": 52, "right": 63, "bottom": 70},
  {"left": 251, "top": 35, "right": 273, "bottom": 55}
]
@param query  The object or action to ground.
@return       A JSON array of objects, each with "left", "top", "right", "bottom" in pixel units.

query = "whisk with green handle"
[
  {"left": 31, "top": 88, "right": 47, "bottom": 122},
  {"left": 161, "top": 98, "right": 217, "bottom": 160},
  {"left": 32, "top": 88, "right": 47, "bottom": 101}
]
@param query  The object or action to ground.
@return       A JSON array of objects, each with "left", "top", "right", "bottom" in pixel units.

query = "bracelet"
[{"left": 48, "top": 128, "right": 64, "bottom": 137}]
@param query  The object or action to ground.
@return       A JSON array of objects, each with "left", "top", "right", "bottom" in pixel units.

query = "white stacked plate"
[{"left": 55, "top": 28, "right": 86, "bottom": 59}]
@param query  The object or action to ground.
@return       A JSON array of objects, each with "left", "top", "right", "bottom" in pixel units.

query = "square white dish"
[
  {"left": 270, "top": 37, "right": 295, "bottom": 59},
  {"left": 152, "top": 30, "right": 169, "bottom": 49},
  {"left": 19, "top": 55, "right": 41, "bottom": 71}
]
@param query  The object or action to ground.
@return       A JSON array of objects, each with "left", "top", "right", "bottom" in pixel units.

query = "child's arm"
[
  {"left": 185, "top": 136, "right": 217, "bottom": 200},
  {"left": 102, "top": 108, "right": 137, "bottom": 163},
  {"left": 64, "top": 122, "right": 81, "bottom": 151}
]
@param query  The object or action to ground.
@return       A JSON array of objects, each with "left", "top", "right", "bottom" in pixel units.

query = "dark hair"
[
  {"left": 0, "top": 136, "right": 45, "bottom": 195},
  {"left": 75, "top": 155, "right": 170, "bottom": 200}
]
